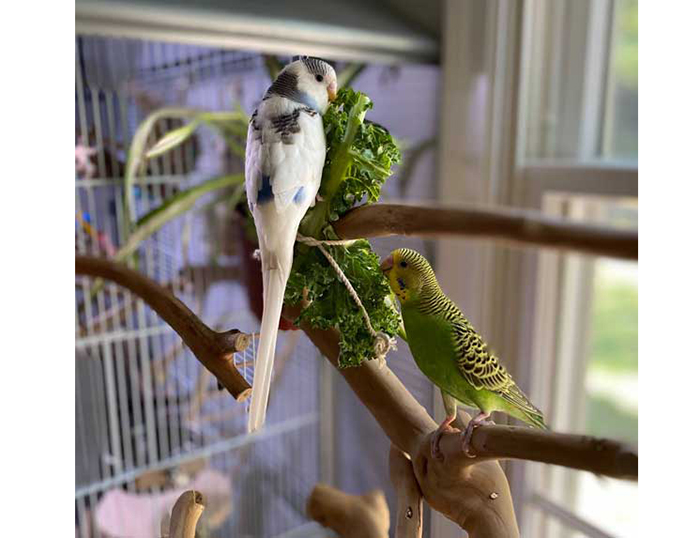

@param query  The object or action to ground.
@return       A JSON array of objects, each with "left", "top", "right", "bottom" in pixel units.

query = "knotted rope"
[{"left": 296, "top": 233, "right": 396, "bottom": 362}]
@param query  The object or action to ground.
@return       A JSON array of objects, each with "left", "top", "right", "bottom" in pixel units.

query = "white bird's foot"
[
  {"left": 461, "top": 412, "right": 491, "bottom": 458},
  {"left": 431, "top": 414, "right": 459, "bottom": 460},
  {"left": 316, "top": 194, "right": 325, "bottom": 203}
]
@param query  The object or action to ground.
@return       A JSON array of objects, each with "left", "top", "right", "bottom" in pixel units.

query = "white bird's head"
[{"left": 266, "top": 57, "right": 338, "bottom": 114}]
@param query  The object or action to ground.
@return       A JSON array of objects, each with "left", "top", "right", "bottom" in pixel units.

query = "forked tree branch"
[
  {"left": 286, "top": 306, "right": 637, "bottom": 537},
  {"left": 75, "top": 256, "right": 252, "bottom": 401},
  {"left": 289, "top": 308, "right": 637, "bottom": 479},
  {"left": 334, "top": 203, "right": 638, "bottom": 260},
  {"left": 76, "top": 256, "right": 638, "bottom": 537}
]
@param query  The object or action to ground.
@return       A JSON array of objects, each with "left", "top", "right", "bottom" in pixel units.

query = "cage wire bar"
[{"left": 75, "top": 36, "right": 326, "bottom": 537}]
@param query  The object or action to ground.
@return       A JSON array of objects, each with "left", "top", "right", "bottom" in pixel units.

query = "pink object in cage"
[{"left": 95, "top": 468, "right": 232, "bottom": 537}]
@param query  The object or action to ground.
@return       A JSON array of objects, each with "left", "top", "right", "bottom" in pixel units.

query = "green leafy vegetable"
[{"left": 287, "top": 87, "right": 402, "bottom": 368}]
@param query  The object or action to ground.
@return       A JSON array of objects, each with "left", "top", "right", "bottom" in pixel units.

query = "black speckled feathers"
[
  {"left": 264, "top": 70, "right": 300, "bottom": 102},
  {"left": 301, "top": 56, "right": 331, "bottom": 76}
]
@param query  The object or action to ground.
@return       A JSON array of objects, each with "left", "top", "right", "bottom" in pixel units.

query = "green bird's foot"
[
  {"left": 462, "top": 412, "right": 492, "bottom": 458},
  {"left": 431, "top": 414, "right": 459, "bottom": 460}
]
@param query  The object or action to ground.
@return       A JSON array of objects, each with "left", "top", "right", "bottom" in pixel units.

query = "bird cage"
[{"left": 75, "top": 35, "right": 330, "bottom": 537}]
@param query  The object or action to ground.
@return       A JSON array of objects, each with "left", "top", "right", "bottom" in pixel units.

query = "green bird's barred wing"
[{"left": 451, "top": 314, "right": 547, "bottom": 429}]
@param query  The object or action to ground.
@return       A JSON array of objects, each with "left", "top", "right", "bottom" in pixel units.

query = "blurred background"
[{"left": 74, "top": 1, "right": 637, "bottom": 537}]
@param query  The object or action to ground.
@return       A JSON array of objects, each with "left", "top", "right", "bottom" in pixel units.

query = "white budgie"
[{"left": 245, "top": 57, "right": 338, "bottom": 432}]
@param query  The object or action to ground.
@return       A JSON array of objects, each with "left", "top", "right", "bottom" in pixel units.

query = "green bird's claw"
[
  {"left": 431, "top": 414, "right": 458, "bottom": 460},
  {"left": 461, "top": 412, "right": 492, "bottom": 458}
]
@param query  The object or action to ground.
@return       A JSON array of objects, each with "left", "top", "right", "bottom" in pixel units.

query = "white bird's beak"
[{"left": 327, "top": 82, "right": 338, "bottom": 102}]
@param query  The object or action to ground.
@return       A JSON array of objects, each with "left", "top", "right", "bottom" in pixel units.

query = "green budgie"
[{"left": 380, "top": 248, "right": 546, "bottom": 458}]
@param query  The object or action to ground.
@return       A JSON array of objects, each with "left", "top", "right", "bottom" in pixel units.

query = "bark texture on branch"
[
  {"left": 76, "top": 256, "right": 252, "bottom": 401},
  {"left": 466, "top": 421, "right": 638, "bottom": 480},
  {"left": 307, "top": 484, "right": 390, "bottom": 538},
  {"left": 168, "top": 490, "right": 205, "bottom": 538},
  {"left": 333, "top": 203, "right": 638, "bottom": 260}
]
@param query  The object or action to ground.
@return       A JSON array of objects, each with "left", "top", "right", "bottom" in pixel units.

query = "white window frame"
[{"left": 436, "top": 1, "right": 637, "bottom": 537}]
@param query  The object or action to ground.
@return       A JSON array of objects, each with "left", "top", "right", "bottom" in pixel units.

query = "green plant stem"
[
  {"left": 116, "top": 174, "right": 243, "bottom": 263},
  {"left": 124, "top": 108, "right": 248, "bottom": 235},
  {"left": 89, "top": 174, "right": 243, "bottom": 297},
  {"left": 301, "top": 94, "right": 371, "bottom": 238}
]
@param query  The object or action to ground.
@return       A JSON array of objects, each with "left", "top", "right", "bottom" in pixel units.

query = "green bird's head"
[{"left": 380, "top": 248, "right": 439, "bottom": 304}]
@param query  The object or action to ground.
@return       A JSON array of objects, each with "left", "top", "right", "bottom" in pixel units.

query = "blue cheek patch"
[
  {"left": 293, "top": 186, "right": 306, "bottom": 205},
  {"left": 397, "top": 277, "right": 406, "bottom": 290},
  {"left": 257, "top": 174, "right": 274, "bottom": 204},
  {"left": 298, "top": 91, "right": 320, "bottom": 113}
]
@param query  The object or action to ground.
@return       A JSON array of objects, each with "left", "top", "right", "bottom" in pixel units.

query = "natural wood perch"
[
  {"left": 75, "top": 256, "right": 252, "bottom": 401},
  {"left": 288, "top": 307, "right": 637, "bottom": 536},
  {"left": 76, "top": 256, "right": 637, "bottom": 536},
  {"left": 389, "top": 446, "right": 423, "bottom": 538},
  {"left": 307, "top": 483, "right": 390, "bottom": 538},
  {"left": 167, "top": 490, "right": 205, "bottom": 538},
  {"left": 465, "top": 419, "right": 638, "bottom": 479},
  {"left": 334, "top": 203, "right": 638, "bottom": 260},
  {"left": 293, "top": 316, "right": 518, "bottom": 536}
]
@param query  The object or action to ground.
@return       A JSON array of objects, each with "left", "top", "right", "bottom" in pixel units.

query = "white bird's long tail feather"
[{"left": 248, "top": 264, "right": 287, "bottom": 432}]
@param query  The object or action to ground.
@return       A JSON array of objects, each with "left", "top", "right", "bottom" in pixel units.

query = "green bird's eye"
[{"left": 400, "top": 261, "right": 408, "bottom": 268}]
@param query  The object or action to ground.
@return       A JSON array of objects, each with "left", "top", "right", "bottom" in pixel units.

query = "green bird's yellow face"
[{"left": 380, "top": 248, "right": 437, "bottom": 304}]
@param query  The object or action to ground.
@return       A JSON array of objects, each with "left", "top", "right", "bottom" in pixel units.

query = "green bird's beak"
[{"left": 380, "top": 255, "right": 393, "bottom": 274}]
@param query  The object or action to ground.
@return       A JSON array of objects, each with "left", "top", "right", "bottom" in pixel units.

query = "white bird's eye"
[{"left": 315, "top": 74, "right": 324, "bottom": 82}]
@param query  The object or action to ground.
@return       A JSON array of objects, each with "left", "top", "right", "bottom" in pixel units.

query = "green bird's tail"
[{"left": 501, "top": 384, "right": 548, "bottom": 430}]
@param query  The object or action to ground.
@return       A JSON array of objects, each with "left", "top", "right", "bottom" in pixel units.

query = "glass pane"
[
  {"left": 603, "top": 0, "right": 638, "bottom": 159},
  {"left": 586, "top": 257, "right": 638, "bottom": 444},
  {"left": 576, "top": 254, "right": 638, "bottom": 536},
  {"left": 521, "top": 0, "right": 638, "bottom": 163},
  {"left": 527, "top": 196, "right": 638, "bottom": 537}
]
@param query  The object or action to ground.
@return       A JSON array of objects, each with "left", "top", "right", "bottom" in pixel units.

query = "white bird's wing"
[{"left": 246, "top": 102, "right": 325, "bottom": 217}]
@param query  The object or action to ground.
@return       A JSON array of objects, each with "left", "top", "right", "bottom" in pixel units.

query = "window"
[
  {"left": 430, "top": 2, "right": 637, "bottom": 536},
  {"left": 524, "top": 197, "right": 638, "bottom": 538},
  {"left": 516, "top": 1, "right": 638, "bottom": 537},
  {"left": 521, "top": 0, "right": 637, "bottom": 163}
]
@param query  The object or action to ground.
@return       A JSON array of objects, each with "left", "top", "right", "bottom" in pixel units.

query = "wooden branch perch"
[
  {"left": 334, "top": 203, "right": 638, "bottom": 260},
  {"left": 389, "top": 446, "right": 423, "bottom": 538},
  {"left": 291, "top": 314, "right": 518, "bottom": 536},
  {"left": 465, "top": 419, "right": 638, "bottom": 480},
  {"left": 76, "top": 256, "right": 252, "bottom": 401},
  {"left": 290, "top": 309, "right": 636, "bottom": 479},
  {"left": 307, "top": 483, "right": 390, "bottom": 538},
  {"left": 168, "top": 490, "right": 205, "bottom": 538},
  {"left": 75, "top": 256, "right": 637, "bottom": 536},
  {"left": 287, "top": 306, "right": 637, "bottom": 536}
]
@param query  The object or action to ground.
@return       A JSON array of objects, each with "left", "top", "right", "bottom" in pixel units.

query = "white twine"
[{"left": 297, "top": 233, "right": 396, "bottom": 362}]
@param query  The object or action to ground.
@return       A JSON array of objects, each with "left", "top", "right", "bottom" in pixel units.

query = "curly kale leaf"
[
  {"left": 286, "top": 87, "right": 402, "bottom": 368},
  {"left": 286, "top": 241, "right": 400, "bottom": 368},
  {"left": 324, "top": 88, "right": 401, "bottom": 220}
]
